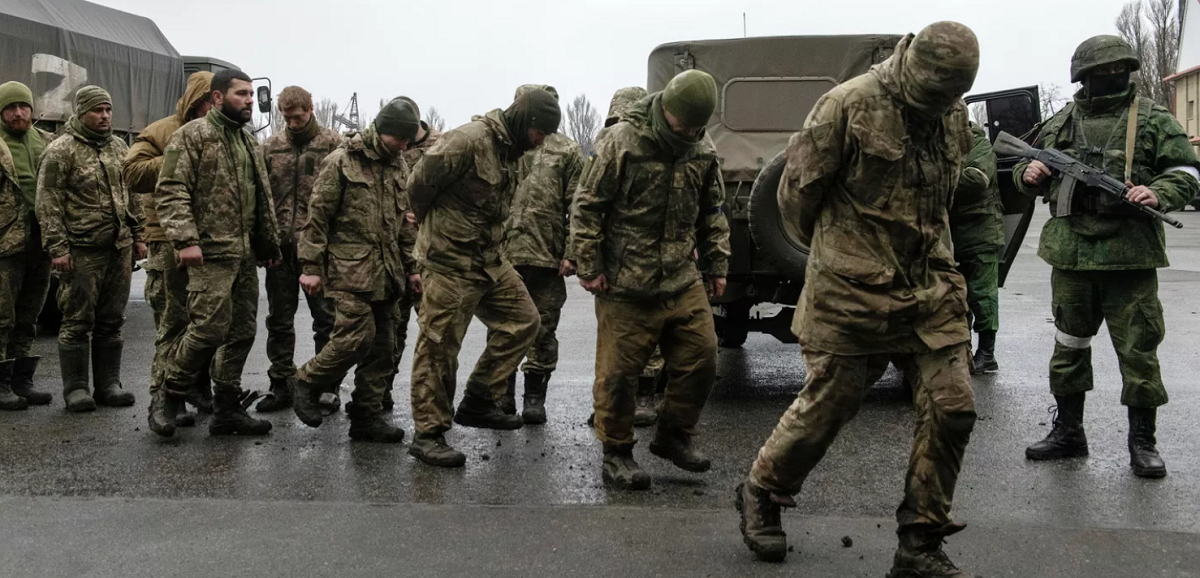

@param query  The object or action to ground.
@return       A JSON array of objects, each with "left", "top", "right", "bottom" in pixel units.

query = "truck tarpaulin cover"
[{"left": 0, "top": 0, "right": 184, "bottom": 134}]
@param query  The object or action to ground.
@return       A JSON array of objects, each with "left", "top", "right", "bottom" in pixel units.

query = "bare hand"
[
  {"left": 133, "top": 242, "right": 148, "bottom": 260},
  {"left": 1023, "top": 160, "right": 1051, "bottom": 185},
  {"left": 706, "top": 277, "right": 727, "bottom": 299},
  {"left": 405, "top": 212, "right": 417, "bottom": 226},
  {"left": 408, "top": 273, "right": 423, "bottom": 294},
  {"left": 299, "top": 274, "right": 322, "bottom": 296},
  {"left": 178, "top": 246, "right": 203, "bottom": 267},
  {"left": 1125, "top": 184, "right": 1159, "bottom": 207},
  {"left": 558, "top": 259, "right": 577, "bottom": 277},
  {"left": 579, "top": 274, "right": 608, "bottom": 294},
  {"left": 51, "top": 253, "right": 73, "bottom": 272}
]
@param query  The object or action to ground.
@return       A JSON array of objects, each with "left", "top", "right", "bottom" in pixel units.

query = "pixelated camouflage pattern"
[
  {"left": 949, "top": 122, "right": 1003, "bottom": 255},
  {"left": 145, "top": 241, "right": 189, "bottom": 388},
  {"left": 1071, "top": 35, "right": 1140, "bottom": 83},
  {"left": 36, "top": 123, "right": 140, "bottom": 259},
  {"left": 503, "top": 132, "right": 583, "bottom": 268},
  {"left": 263, "top": 124, "right": 343, "bottom": 245},
  {"left": 0, "top": 138, "right": 27, "bottom": 258},
  {"left": 605, "top": 87, "right": 648, "bottom": 126},
  {"left": 959, "top": 252, "right": 999, "bottom": 333},
  {"left": 55, "top": 246, "right": 131, "bottom": 346}
]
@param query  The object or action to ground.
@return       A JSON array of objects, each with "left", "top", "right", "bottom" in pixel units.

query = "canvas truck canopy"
[
  {"left": 0, "top": 0, "right": 184, "bottom": 134},
  {"left": 647, "top": 34, "right": 903, "bottom": 182}
]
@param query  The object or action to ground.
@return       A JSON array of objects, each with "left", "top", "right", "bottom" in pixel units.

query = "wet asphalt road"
[{"left": 1, "top": 207, "right": 1199, "bottom": 577}]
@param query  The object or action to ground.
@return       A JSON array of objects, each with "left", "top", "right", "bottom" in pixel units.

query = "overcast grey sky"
[{"left": 93, "top": 0, "right": 1139, "bottom": 129}]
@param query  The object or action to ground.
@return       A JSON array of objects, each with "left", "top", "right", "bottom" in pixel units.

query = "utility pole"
[{"left": 743, "top": 12, "right": 747, "bottom": 38}]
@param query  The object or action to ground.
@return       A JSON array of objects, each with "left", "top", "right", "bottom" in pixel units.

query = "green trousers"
[
  {"left": 0, "top": 243, "right": 50, "bottom": 358},
  {"left": 265, "top": 243, "right": 336, "bottom": 380},
  {"left": 56, "top": 246, "right": 131, "bottom": 347},
  {"left": 485, "top": 265, "right": 567, "bottom": 375},
  {"left": 297, "top": 292, "right": 395, "bottom": 413},
  {"left": 957, "top": 251, "right": 999, "bottom": 334}
]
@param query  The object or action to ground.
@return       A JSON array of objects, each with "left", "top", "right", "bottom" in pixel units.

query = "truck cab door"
[{"left": 965, "top": 86, "right": 1042, "bottom": 287}]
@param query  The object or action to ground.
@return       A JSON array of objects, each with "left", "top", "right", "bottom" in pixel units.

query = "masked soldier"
[
  {"left": 735, "top": 23, "right": 981, "bottom": 577},
  {"left": 406, "top": 91, "right": 560, "bottom": 467},
  {"left": 1017, "top": 35, "right": 1200, "bottom": 479},
  {"left": 125, "top": 71, "right": 215, "bottom": 426},
  {"left": 0, "top": 81, "right": 55, "bottom": 409},
  {"left": 949, "top": 122, "right": 1003, "bottom": 373},
  {"left": 255, "top": 86, "right": 344, "bottom": 415},
  {"left": 572, "top": 70, "right": 731, "bottom": 491},
  {"left": 36, "top": 86, "right": 145, "bottom": 412},
  {"left": 291, "top": 98, "right": 420, "bottom": 442},
  {"left": 149, "top": 69, "right": 282, "bottom": 438},
  {"left": 493, "top": 84, "right": 583, "bottom": 424}
]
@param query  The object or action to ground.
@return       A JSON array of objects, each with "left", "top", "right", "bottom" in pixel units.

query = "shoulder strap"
[{"left": 1124, "top": 97, "right": 1141, "bottom": 183}]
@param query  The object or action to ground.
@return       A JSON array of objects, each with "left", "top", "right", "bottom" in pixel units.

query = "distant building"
[{"left": 1167, "top": 0, "right": 1200, "bottom": 151}]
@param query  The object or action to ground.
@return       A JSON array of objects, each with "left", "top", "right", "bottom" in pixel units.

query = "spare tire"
[{"left": 748, "top": 150, "right": 809, "bottom": 282}]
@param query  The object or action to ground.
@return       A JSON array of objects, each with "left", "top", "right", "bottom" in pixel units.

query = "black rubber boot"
[
  {"left": 255, "top": 376, "right": 294, "bottom": 413},
  {"left": 1129, "top": 407, "right": 1167, "bottom": 478},
  {"left": 59, "top": 343, "right": 95, "bottom": 413},
  {"left": 175, "top": 408, "right": 196, "bottom": 428},
  {"left": 1026, "top": 393, "right": 1088, "bottom": 460},
  {"left": 499, "top": 373, "right": 517, "bottom": 416},
  {"left": 0, "top": 360, "right": 28, "bottom": 410},
  {"left": 10, "top": 356, "right": 50, "bottom": 405},
  {"left": 292, "top": 377, "right": 324, "bottom": 428},
  {"left": 521, "top": 371, "right": 548, "bottom": 425},
  {"left": 649, "top": 427, "right": 712, "bottom": 472},
  {"left": 409, "top": 432, "right": 466, "bottom": 467},
  {"left": 209, "top": 389, "right": 273, "bottom": 436},
  {"left": 91, "top": 342, "right": 135, "bottom": 407},
  {"left": 602, "top": 444, "right": 651, "bottom": 490},
  {"left": 148, "top": 388, "right": 183, "bottom": 438},
  {"left": 454, "top": 386, "right": 523, "bottom": 430},
  {"left": 347, "top": 402, "right": 405, "bottom": 443},
  {"left": 186, "top": 370, "right": 214, "bottom": 415},
  {"left": 887, "top": 529, "right": 973, "bottom": 577},
  {"left": 735, "top": 480, "right": 794, "bottom": 562},
  {"left": 633, "top": 376, "right": 658, "bottom": 427},
  {"left": 970, "top": 331, "right": 998, "bottom": 375}
]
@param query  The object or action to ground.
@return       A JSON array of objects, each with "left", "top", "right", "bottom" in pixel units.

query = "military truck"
[{"left": 647, "top": 35, "right": 1042, "bottom": 347}]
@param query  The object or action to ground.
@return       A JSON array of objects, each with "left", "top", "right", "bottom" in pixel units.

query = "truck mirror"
[{"left": 257, "top": 86, "right": 272, "bottom": 114}]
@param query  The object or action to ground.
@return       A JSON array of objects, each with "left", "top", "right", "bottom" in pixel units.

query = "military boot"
[
  {"left": 292, "top": 377, "right": 324, "bottom": 428},
  {"left": 318, "top": 390, "right": 341, "bottom": 416},
  {"left": 409, "top": 432, "right": 466, "bottom": 467},
  {"left": 970, "top": 331, "right": 998, "bottom": 375},
  {"left": 91, "top": 342, "right": 135, "bottom": 407},
  {"left": 186, "top": 370, "right": 214, "bottom": 414},
  {"left": 10, "top": 356, "right": 51, "bottom": 405},
  {"left": 602, "top": 444, "right": 651, "bottom": 490},
  {"left": 649, "top": 427, "right": 712, "bottom": 472},
  {"left": 59, "top": 343, "right": 95, "bottom": 413},
  {"left": 454, "top": 386, "right": 524, "bottom": 430},
  {"left": 1025, "top": 393, "right": 1088, "bottom": 460},
  {"left": 148, "top": 388, "right": 184, "bottom": 438},
  {"left": 633, "top": 375, "right": 658, "bottom": 427},
  {"left": 255, "top": 376, "right": 294, "bottom": 413},
  {"left": 499, "top": 373, "right": 518, "bottom": 416},
  {"left": 735, "top": 480, "right": 795, "bottom": 562},
  {"left": 521, "top": 371, "right": 548, "bottom": 425},
  {"left": 0, "top": 360, "right": 28, "bottom": 410},
  {"left": 1128, "top": 407, "right": 1167, "bottom": 478},
  {"left": 887, "top": 531, "right": 974, "bottom": 578},
  {"left": 175, "top": 408, "right": 196, "bottom": 427},
  {"left": 209, "top": 388, "right": 273, "bottom": 436},
  {"left": 347, "top": 402, "right": 405, "bottom": 443}
]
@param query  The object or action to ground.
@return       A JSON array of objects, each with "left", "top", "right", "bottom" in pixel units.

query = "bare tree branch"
[
  {"left": 1039, "top": 82, "right": 1069, "bottom": 118},
  {"left": 425, "top": 107, "right": 447, "bottom": 132},
  {"left": 564, "top": 94, "right": 600, "bottom": 156},
  {"left": 313, "top": 98, "right": 339, "bottom": 130},
  {"left": 1116, "top": 0, "right": 1179, "bottom": 107}
]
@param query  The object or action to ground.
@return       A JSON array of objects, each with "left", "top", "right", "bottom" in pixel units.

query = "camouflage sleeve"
[
  {"left": 112, "top": 139, "right": 144, "bottom": 241},
  {"left": 779, "top": 93, "right": 846, "bottom": 246},
  {"left": 250, "top": 144, "right": 282, "bottom": 262},
  {"left": 953, "top": 125, "right": 996, "bottom": 206},
  {"left": 398, "top": 166, "right": 418, "bottom": 272},
  {"left": 560, "top": 146, "right": 584, "bottom": 263},
  {"left": 1012, "top": 112, "right": 1064, "bottom": 198},
  {"left": 697, "top": 159, "right": 731, "bottom": 277},
  {"left": 1145, "top": 110, "right": 1200, "bottom": 213},
  {"left": 406, "top": 134, "right": 474, "bottom": 223},
  {"left": 155, "top": 129, "right": 201, "bottom": 250},
  {"left": 569, "top": 133, "right": 624, "bottom": 280},
  {"left": 298, "top": 152, "right": 344, "bottom": 276},
  {"left": 123, "top": 136, "right": 164, "bottom": 195},
  {"left": 34, "top": 144, "right": 71, "bottom": 258}
]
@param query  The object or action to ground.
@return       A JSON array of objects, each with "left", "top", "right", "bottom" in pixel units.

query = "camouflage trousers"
[
  {"left": 486, "top": 265, "right": 566, "bottom": 375},
  {"left": 749, "top": 343, "right": 976, "bottom": 535},
  {"left": 265, "top": 243, "right": 336, "bottom": 380},
  {"left": 297, "top": 292, "right": 395, "bottom": 413},
  {"left": 642, "top": 346, "right": 664, "bottom": 378},
  {"left": 958, "top": 251, "right": 1000, "bottom": 333},
  {"left": 162, "top": 255, "right": 259, "bottom": 394},
  {"left": 145, "top": 242, "right": 188, "bottom": 390},
  {"left": 1050, "top": 268, "right": 1166, "bottom": 408},
  {"left": 0, "top": 244, "right": 50, "bottom": 359},
  {"left": 592, "top": 282, "right": 717, "bottom": 447},
  {"left": 410, "top": 265, "right": 540, "bottom": 434},
  {"left": 55, "top": 246, "right": 131, "bottom": 347}
]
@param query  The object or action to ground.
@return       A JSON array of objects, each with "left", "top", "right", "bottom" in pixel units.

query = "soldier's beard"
[
  {"left": 2, "top": 118, "right": 29, "bottom": 135},
  {"left": 221, "top": 100, "right": 253, "bottom": 125}
]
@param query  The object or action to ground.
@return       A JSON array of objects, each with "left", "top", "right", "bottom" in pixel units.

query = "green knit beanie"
[
  {"left": 0, "top": 81, "right": 34, "bottom": 114},
  {"left": 375, "top": 97, "right": 420, "bottom": 140},
  {"left": 662, "top": 70, "right": 717, "bottom": 128},
  {"left": 74, "top": 85, "right": 112, "bottom": 116}
]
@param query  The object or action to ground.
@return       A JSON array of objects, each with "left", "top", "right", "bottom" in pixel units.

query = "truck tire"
[{"left": 748, "top": 150, "right": 809, "bottom": 282}]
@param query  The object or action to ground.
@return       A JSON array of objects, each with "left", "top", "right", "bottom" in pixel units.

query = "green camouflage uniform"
[
  {"left": 1014, "top": 84, "right": 1200, "bottom": 408},
  {"left": 296, "top": 130, "right": 413, "bottom": 413},
  {"left": 950, "top": 122, "right": 1003, "bottom": 334},
  {"left": 390, "top": 123, "right": 440, "bottom": 382},
  {"left": 154, "top": 108, "right": 281, "bottom": 396},
  {"left": 749, "top": 31, "right": 978, "bottom": 540},
  {"left": 263, "top": 119, "right": 342, "bottom": 382},
  {"left": 570, "top": 92, "right": 731, "bottom": 448},
  {"left": 407, "top": 109, "right": 541, "bottom": 435}
]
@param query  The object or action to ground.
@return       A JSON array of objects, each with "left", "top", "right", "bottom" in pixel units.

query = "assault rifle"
[{"left": 992, "top": 131, "right": 1183, "bottom": 229}]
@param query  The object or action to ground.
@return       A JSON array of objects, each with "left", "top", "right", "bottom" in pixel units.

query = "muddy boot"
[
  {"left": 649, "top": 427, "right": 711, "bottom": 472},
  {"left": 970, "top": 331, "right": 998, "bottom": 375},
  {"left": 318, "top": 389, "right": 341, "bottom": 416},
  {"left": 409, "top": 432, "right": 466, "bottom": 467},
  {"left": 1025, "top": 393, "right": 1088, "bottom": 460},
  {"left": 602, "top": 444, "right": 651, "bottom": 490},
  {"left": 292, "top": 377, "right": 324, "bottom": 428},
  {"left": 255, "top": 376, "right": 294, "bottom": 413},
  {"left": 148, "top": 388, "right": 183, "bottom": 438},
  {"left": 521, "top": 371, "right": 547, "bottom": 425},
  {"left": 0, "top": 360, "right": 28, "bottom": 411},
  {"left": 91, "top": 342, "right": 135, "bottom": 407},
  {"left": 498, "top": 373, "right": 517, "bottom": 416},
  {"left": 887, "top": 530, "right": 974, "bottom": 578},
  {"left": 10, "top": 356, "right": 50, "bottom": 405},
  {"left": 1129, "top": 407, "right": 1167, "bottom": 478},
  {"left": 186, "top": 370, "right": 214, "bottom": 414},
  {"left": 735, "top": 480, "right": 794, "bottom": 562},
  {"left": 175, "top": 408, "right": 196, "bottom": 428},
  {"left": 347, "top": 403, "right": 405, "bottom": 443},
  {"left": 633, "top": 376, "right": 658, "bottom": 427},
  {"left": 59, "top": 343, "right": 95, "bottom": 413},
  {"left": 209, "top": 388, "right": 273, "bottom": 436},
  {"left": 454, "top": 386, "right": 523, "bottom": 430}
]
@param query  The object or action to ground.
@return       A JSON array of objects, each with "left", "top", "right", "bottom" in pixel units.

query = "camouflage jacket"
[
  {"left": 1014, "top": 84, "right": 1200, "bottom": 270},
  {"left": 570, "top": 94, "right": 730, "bottom": 302},
  {"left": 36, "top": 123, "right": 141, "bottom": 258},
  {"left": 949, "top": 122, "right": 1003, "bottom": 256},
  {"left": 503, "top": 132, "right": 583, "bottom": 269},
  {"left": 155, "top": 109, "right": 281, "bottom": 262},
  {"left": 399, "top": 122, "right": 442, "bottom": 265},
  {"left": 299, "top": 132, "right": 412, "bottom": 302},
  {"left": 263, "top": 125, "right": 343, "bottom": 246},
  {"left": 778, "top": 34, "right": 972, "bottom": 355},
  {"left": 408, "top": 110, "right": 518, "bottom": 282},
  {"left": 0, "top": 138, "right": 26, "bottom": 258}
]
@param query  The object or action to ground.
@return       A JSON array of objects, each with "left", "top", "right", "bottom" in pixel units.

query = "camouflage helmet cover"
[
  {"left": 1071, "top": 35, "right": 1140, "bottom": 83},
  {"left": 606, "top": 86, "right": 648, "bottom": 126}
]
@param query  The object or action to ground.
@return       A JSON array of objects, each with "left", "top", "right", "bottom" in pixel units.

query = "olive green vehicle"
[{"left": 647, "top": 35, "right": 1043, "bottom": 347}]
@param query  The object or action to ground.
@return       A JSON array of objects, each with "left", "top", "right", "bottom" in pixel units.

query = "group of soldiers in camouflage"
[{"left": 0, "top": 19, "right": 1194, "bottom": 577}]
